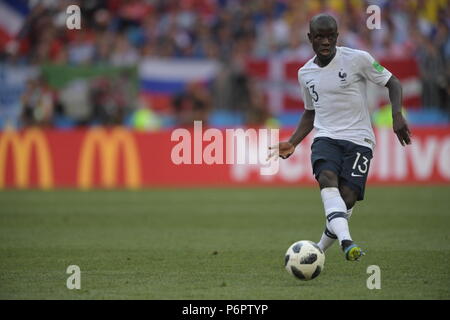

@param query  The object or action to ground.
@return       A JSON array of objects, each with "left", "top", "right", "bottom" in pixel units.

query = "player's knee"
[{"left": 317, "top": 170, "right": 338, "bottom": 189}]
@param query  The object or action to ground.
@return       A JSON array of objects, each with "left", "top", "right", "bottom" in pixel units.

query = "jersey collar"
[{"left": 313, "top": 46, "right": 340, "bottom": 69}]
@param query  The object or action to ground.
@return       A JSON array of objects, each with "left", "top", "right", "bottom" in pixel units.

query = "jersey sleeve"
[
  {"left": 298, "top": 72, "right": 314, "bottom": 110},
  {"left": 357, "top": 51, "right": 392, "bottom": 86}
]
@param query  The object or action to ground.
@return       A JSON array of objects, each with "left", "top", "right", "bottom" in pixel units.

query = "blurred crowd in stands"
[{"left": 0, "top": 0, "right": 449, "bottom": 129}]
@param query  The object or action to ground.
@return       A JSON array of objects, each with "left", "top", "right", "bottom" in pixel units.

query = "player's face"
[{"left": 308, "top": 26, "right": 338, "bottom": 61}]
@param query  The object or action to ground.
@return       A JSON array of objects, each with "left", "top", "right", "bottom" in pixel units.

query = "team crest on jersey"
[{"left": 338, "top": 69, "right": 348, "bottom": 87}]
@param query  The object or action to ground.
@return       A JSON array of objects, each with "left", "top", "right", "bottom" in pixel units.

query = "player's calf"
[{"left": 339, "top": 185, "right": 358, "bottom": 210}]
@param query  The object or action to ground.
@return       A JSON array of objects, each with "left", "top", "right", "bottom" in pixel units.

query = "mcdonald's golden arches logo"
[
  {"left": 78, "top": 127, "right": 141, "bottom": 189},
  {"left": 0, "top": 128, "right": 53, "bottom": 189}
]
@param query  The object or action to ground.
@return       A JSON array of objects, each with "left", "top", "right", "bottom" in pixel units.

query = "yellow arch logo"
[
  {"left": 78, "top": 127, "right": 141, "bottom": 189},
  {"left": 0, "top": 128, "right": 53, "bottom": 189}
]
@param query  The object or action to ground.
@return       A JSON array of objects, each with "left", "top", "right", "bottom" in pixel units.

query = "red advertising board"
[{"left": 0, "top": 127, "right": 449, "bottom": 189}]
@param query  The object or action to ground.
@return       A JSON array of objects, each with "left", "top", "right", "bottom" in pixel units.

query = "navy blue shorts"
[{"left": 311, "top": 137, "right": 373, "bottom": 201}]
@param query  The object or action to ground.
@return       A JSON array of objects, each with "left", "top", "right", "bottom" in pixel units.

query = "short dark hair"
[{"left": 309, "top": 14, "right": 338, "bottom": 33}]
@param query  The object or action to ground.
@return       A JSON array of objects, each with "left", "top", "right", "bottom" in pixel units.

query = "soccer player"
[{"left": 268, "top": 14, "right": 411, "bottom": 261}]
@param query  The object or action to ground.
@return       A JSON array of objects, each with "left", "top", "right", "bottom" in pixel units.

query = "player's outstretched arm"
[
  {"left": 385, "top": 75, "right": 412, "bottom": 146},
  {"left": 267, "top": 110, "right": 315, "bottom": 160}
]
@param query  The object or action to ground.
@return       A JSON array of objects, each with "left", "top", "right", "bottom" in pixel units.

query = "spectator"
[
  {"left": 110, "top": 32, "right": 139, "bottom": 66},
  {"left": 416, "top": 35, "right": 447, "bottom": 110},
  {"left": 0, "top": 0, "right": 449, "bottom": 128},
  {"left": 172, "top": 82, "right": 211, "bottom": 126},
  {"left": 21, "top": 77, "right": 54, "bottom": 127}
]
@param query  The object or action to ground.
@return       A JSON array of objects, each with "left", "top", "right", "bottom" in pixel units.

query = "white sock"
[
  {"left": 317, "top": 222, "right": 337, "bottom": 252},
  {"left": 317, "top": 207, "right": 352, "bottom": 252},
  {"left": 320, "top": 188, "right": 352, "bottom": 245},
  {"left": 346, "top": 207, "right": 353, "bottom": 219}
]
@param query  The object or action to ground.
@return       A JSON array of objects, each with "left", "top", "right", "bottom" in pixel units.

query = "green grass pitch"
[{"left": 0, "top": 186, "right": 449, "bottom": 299}]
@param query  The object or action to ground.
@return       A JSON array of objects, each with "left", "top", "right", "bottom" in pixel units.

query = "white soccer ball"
[{"left": 285, "top": 240, "right": 325, "bottom": 281}]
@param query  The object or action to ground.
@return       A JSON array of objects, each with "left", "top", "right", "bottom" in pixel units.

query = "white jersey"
[{"left": 298, "top": 46, "right": 392, "bottom": 150}]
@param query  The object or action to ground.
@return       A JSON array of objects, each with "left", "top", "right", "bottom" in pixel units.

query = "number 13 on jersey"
[{"left": 351, "top": 152, "right": 370, "bottom": 177}]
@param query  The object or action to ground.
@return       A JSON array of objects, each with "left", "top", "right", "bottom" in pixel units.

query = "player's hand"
[
  {"left": 267, "top": 142, "right": 295, "bottom": 161},
  {"left": 393, "top": 113, "right": 412, "bottom": 146}
]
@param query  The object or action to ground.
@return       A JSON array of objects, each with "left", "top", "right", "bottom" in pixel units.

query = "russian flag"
[
  {"left": 139, "top": 58, "right": 219, "bottom": 112},
  {"left": 0, "top": 0, "right": 29, "bottom": 50}
]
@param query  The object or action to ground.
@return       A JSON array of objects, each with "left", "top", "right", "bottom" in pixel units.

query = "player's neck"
[{"left": 314, "top": 49, "right": 337, "bottom": 68}]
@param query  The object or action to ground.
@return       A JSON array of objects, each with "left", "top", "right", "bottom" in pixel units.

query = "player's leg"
[
  {"left": 316, "top": 169, "right": 354, "bottom": 249},
  {"left": 316, "top": 188, "right": 354, "bottom": 252},
  {"left": 310, "top": 138, "right": 342, "bottom": 251},
  {"left": 317, "top": 222, "right": 337, "bottom": 252},
  {"left": 317, "top": 194, "right": 354, "bottom": 251},
  {"left": 310, "top": 138, "right": 354, "bottom": 253},
  {"left": 337, "top": 141, "right": 373, "bottom": 260},
  {"left": 316, "top": 169, "right": 339, "bottom": 251},
  {"left": 336, "top": 184, "right": 363, "bottom": 260},
  {"left": 339, "top": 184, "right": 358, "bottom": 211},
  {"left": 317, "top": 184, "right": 355, "bottom": 251}
]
